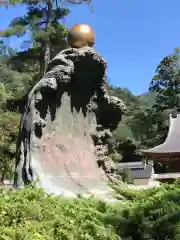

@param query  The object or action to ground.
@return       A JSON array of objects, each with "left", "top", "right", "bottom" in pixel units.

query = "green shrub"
[
  {"left": 0, "top": 186, "right": 120, "bottom": 240},
  {"left": 107, "top": 183, "right": 180, "bottom": 240},
  {"left": 2, "top": 183, "right": 180, "bottom": 240}
]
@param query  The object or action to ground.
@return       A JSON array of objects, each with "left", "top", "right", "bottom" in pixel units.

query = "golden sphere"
[{"left": 68, "top": 24, "right": 95, "bottom": 48}]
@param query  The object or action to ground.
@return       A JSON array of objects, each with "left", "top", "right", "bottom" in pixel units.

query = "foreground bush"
[
  {"left": 1, "top": 183, "right": 180, "bottom": 239},
  {"left": 108, "top": 183, "right": 180, "bottom": 240},
  {"left": 0, "top": 186, "right": 120, "bottom": 240}
]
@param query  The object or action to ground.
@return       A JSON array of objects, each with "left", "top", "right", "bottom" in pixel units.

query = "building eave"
[{"left": 141, "top": 112, "right": 180, "bottom": 158}]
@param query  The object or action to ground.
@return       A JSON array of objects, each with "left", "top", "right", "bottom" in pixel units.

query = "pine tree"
[
  {"left": 1, "top": 0, "right": 69, "bottom": 76},
  {"left": 150, "top": 53, "right": 180, "bottom": 111}
]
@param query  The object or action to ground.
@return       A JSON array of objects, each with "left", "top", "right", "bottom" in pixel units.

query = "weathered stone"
[{"left": 14, "top": 47, "right": 125, "bottom": 198}]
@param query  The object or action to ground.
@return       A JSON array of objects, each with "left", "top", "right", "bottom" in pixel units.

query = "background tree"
[
  {"left": 1, "top": 0, "right": 69, "bottom": 76},
  {"left": 150, "top": 53, "right": 180, "bottom": 111},
  {"left": 0, "top": 111, "right": 19, "bottom": 182},
  {"left": 0, "top": 67, "right": 20, "bottom": 182},
  {"left": 129, "top": 108, "right": 168, "bottom": 149}
]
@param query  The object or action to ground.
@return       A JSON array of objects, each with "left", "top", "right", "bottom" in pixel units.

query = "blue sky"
[{"left": 0, "top": 0, "right": 180, "bottom": 95}]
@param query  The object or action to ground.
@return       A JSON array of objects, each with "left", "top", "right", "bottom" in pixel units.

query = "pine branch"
[{"left": 24, "top": 21, "right": 47, "bottom": 33}]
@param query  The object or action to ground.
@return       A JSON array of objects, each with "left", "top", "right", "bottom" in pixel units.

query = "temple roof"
[{"left": 141, "top": 111, "right": 180, "bottom": 157}]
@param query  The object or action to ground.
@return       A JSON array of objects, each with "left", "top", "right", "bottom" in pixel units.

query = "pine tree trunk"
[
  {"left": 44, "top": 42, "right": 51, "bottom": 74},
  {"left": 0, "top": 169, "right": 5, "bottom": 184},
  {"left": 43, "top": 0, "right": 53, "bottom": 74}
]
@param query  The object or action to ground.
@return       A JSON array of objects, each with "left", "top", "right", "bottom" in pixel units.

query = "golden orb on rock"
[{"left": 68, "top": 24, "right": 95, "bottom": 48}]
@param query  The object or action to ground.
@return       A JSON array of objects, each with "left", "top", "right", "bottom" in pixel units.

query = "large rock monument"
[{"left": 14, "top": 24, "right": 125, "bottom": 199}]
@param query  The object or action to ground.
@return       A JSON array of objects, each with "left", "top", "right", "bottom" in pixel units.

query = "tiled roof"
[
  {"left": 117, "top": 162, "right": 153, "bottom": 179},
  {"left": 118, "top": 161, "right": 145, "bottom": 169},
  {"left": 141, "top": 112, "right": 180, "bottom": 155}
]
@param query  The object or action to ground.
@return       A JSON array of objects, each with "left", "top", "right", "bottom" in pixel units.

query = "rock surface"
[{"left": 14, "top": 47, "right": 125, "bottom": 198}]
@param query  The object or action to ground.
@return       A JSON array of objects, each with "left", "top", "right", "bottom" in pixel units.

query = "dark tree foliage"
[
  {"left": 150, "top": 54, "right": 180, "bottom": 111},
  {"left": 1, "top": 0, "right": 69, "bottom": 76}
]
